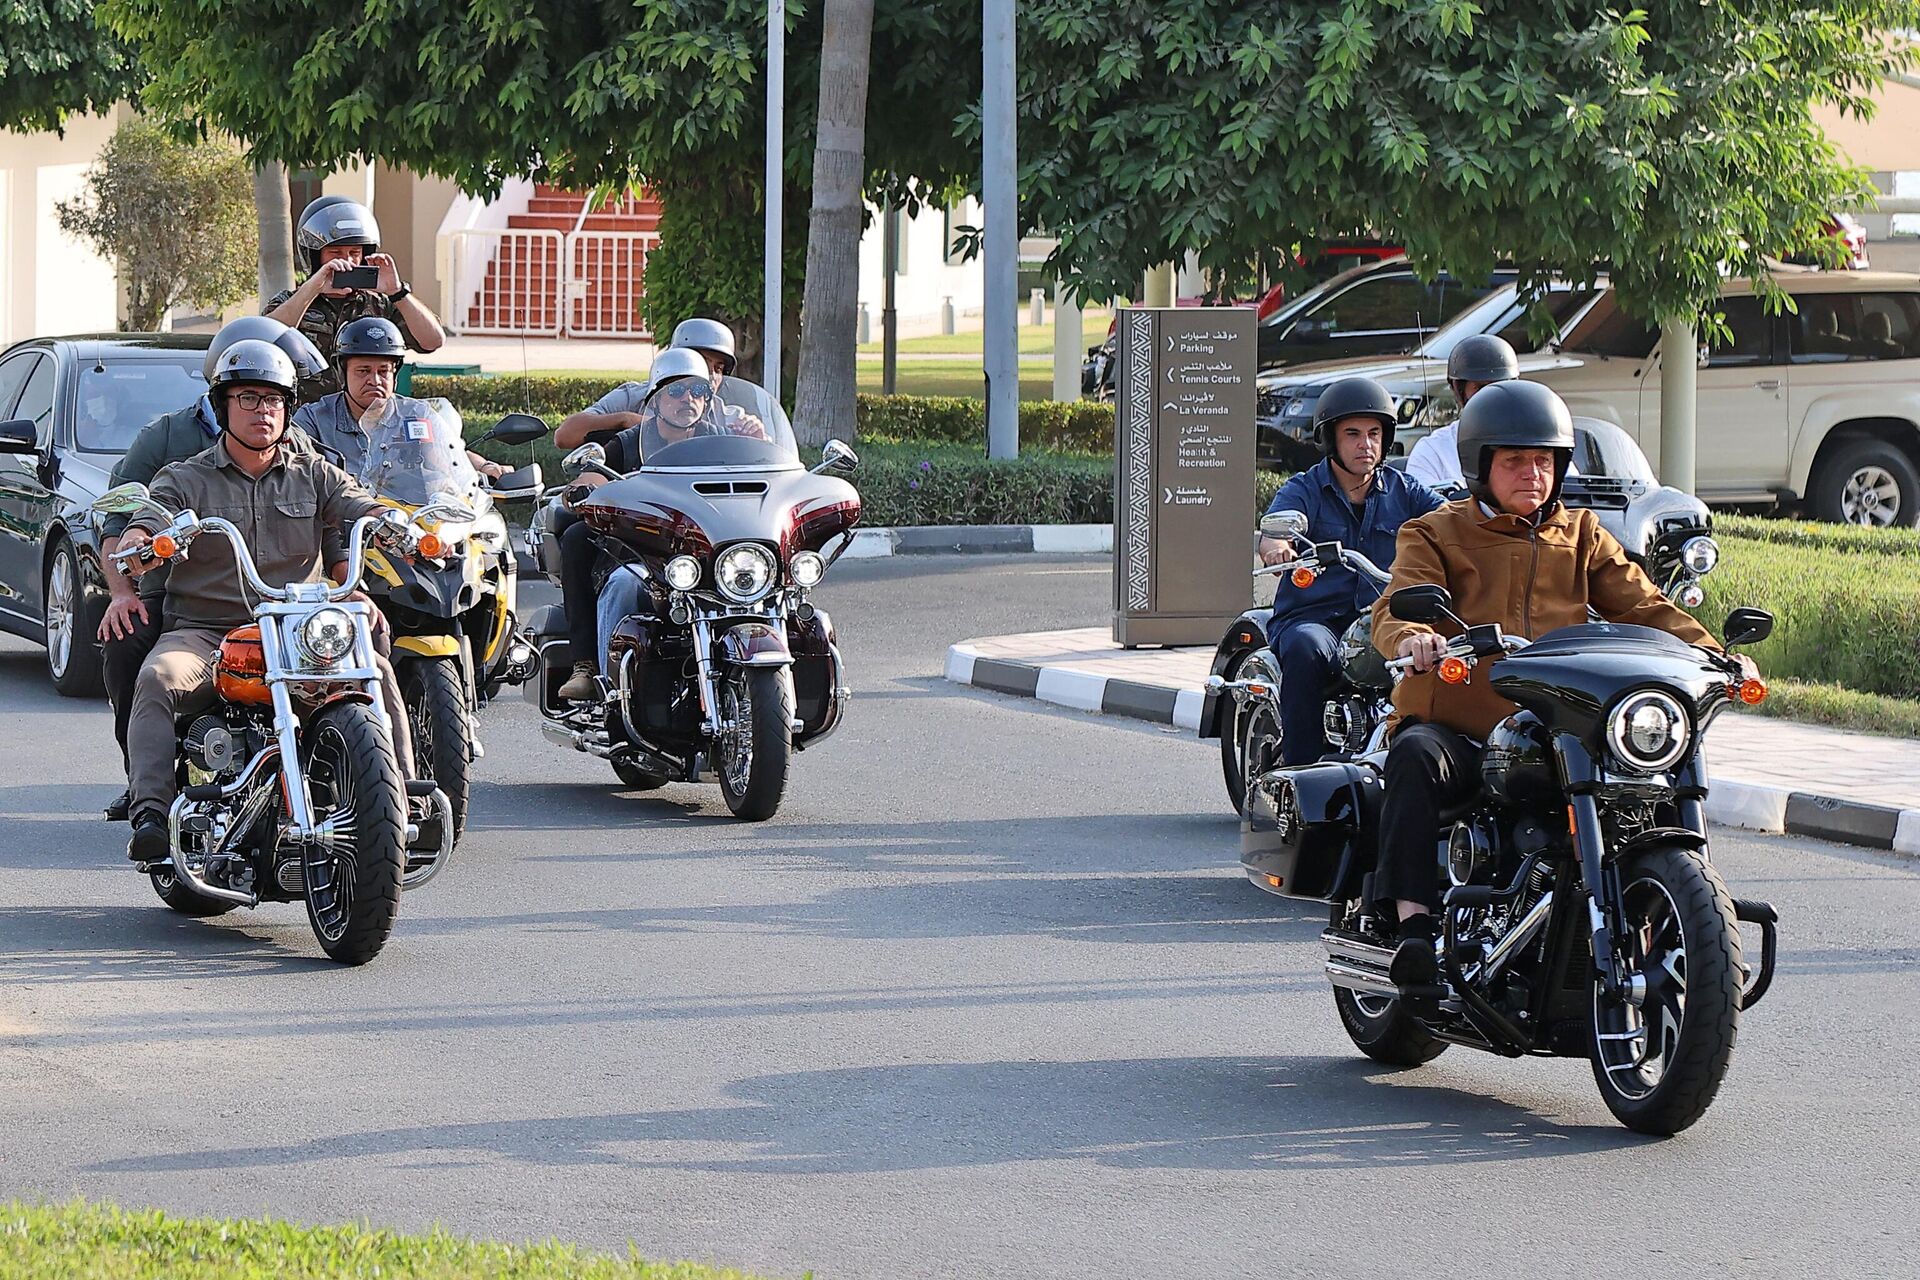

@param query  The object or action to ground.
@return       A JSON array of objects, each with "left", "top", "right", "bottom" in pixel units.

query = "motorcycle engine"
[
  {"left": 183, "top": 714, "right": 257, "bottom": 782},
  {"left": 1321, "top": 695, "right": 1374, "bottom": 756}
]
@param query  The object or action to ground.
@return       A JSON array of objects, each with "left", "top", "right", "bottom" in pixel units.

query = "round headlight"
[
  {"left": 1680, "top": 535, "right": 1719, "bottom": 576},
  {"left": 300, "top": 607, "right": 356, "bottom": 664},
  {"left": 1606, "top": 690, "right": 1690, "bottom": 772},
  {"left": 714, "top": 543, "right": 776, "bottom": 604},
  {"left": 791, "top": 550, "right": 826, "bottom": 588},
  {"left": 664, "top": 555, "right": 702, "bottom": 592}
]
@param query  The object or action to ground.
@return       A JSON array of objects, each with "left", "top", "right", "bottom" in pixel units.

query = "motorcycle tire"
[
  {"left": 612, "top": 757, "right": 668, "bottom": 791},
  {"left": 1589, "top": 843, "right": 1742, "bottom": 1135},
  {"left": 1219, "top": 652, "right": 1253, "bottom": 815},
  {"left": 300, "top": 701, "right": 406, "bottom": 966},
  {"left": 148, "top": 867, "right": 238, "bottom": 917},
  {"left": 716, "top": 666, "right": 794, "bottom": 822},
  {"left": 404, "top": 659, "right": 471, "bottom": 843},
  {"left": 1329, "top": 903, "right": 1447, "bottom": 1066}
]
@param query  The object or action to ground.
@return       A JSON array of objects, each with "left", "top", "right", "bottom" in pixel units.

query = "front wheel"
[
  {"left": 1590, "top": 844, "right": 1742, "bottom": 1135},
  {"left": 404, "top": 658, "right": 471, "bottom": 842},
  {"left": 301, "top": 701, "right": 407, "bottom": 965},
  {"left": 715, "top": 666, "right": 793, "bottom": 821}
]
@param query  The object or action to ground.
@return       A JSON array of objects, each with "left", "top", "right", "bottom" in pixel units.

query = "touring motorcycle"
[
  {"left": 91, "top": 483, "right": 457, "bottom": 965},
  {"left": 1244, "top": 583, "right": 1780, "bottom": 1133},
  {"left": 523, "top": 376, "right": 859, "bottom": 820},
  {"left": 1202, "top": 422, "right": 1722, "bottom": 813},
  {"left": 354, "top": 400, "right": 547, "bottom": 838}
]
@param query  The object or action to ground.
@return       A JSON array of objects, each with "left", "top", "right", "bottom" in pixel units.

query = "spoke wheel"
[
  {"left": 1589, "top": 844, "right": 1741, "bottom": 1134},
  {"left": 714, "top": 666, "right": 793, "bottom": 821},
  {"left": 302, "top": 702, "right": 406, "bottom": 965},
  {"left": 45, "top": 540, "right": 104, "bottom": 697}
]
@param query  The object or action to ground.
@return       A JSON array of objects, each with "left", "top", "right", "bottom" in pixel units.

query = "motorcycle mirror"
[
  {"left": 1389, "top": 584, "right": 1455, "bottom": 624},
  {"left": 562, "top": 442, "right": 607, "bottom": 480},
  {"left": 1260, "top": 510, "right": 1309, "bottom": 540},
  {"left": 1723, "top": 607, "right": 1774, "bottom": 648},
  {"left": 91, "top": 482, "right": 171, "bottom": 518},
  {"left": 482, "top": 412, "right": 551, "bottom": 446},
  {"left": 814, "top": 439, "right": 859, "bottom": 474}
]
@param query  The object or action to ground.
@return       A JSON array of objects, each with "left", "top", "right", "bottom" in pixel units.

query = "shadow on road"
[
  {"left": 86, "top": 1054, "right": 1644, "bottom": 1176},
  {"left": 0, "top": 904, "right": 332, "bottom": 984}
]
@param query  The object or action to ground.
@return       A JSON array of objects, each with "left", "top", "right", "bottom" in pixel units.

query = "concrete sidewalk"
[{"left": 947, "top": 626, "right": 1920, "bottom": 854}]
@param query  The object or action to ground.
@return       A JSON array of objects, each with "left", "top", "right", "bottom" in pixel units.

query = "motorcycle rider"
[
  {"left": 1405, "top": 333, "right": 1657, "bottom": 487},
  {"left": 1369, "top": 380, "right": 1756, "bottom": 991},
  {"left": 1256, "top": 377, "right": 1442, "bottom": 764},
  {"left": 293, "top": 317, "right": 506, "bottom": 481},
  {"left": 553, "top": 317, "right": 766, "bottom": 450},
  {"left": 96, "top": 318, "right": 331, "bottom": 822},
  {"left": 551, "top": 348, "right": 716, "bottom": 701},
  {"left": 117, "top": 341, "right": 417, "bottom": 863},
  {"left": 265, "top": 196, "right": 446, "bottom": 400}
]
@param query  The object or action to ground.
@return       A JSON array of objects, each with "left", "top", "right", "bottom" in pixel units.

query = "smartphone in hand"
[{"left": 332, "top": 265, "right": 380, "bottom": 289}]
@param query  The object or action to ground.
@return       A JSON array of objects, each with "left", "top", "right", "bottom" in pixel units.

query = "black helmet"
[
  {"left": 1454, "top": 379, "right": 1575, "bottom": 505},
  {"left": 1445, "top": 333, "right": 1519, "bottom": 386},
  {"left": 335, "top": 316, "right": 408, "bottom": 366},
  {"left": 203, "top": 315, "right": 326, "bottom": 383},
  {"left": 296, "top": 196, "right": 380, "bottom": 273},
  {"left": 1310, "top": 376, "right": 1398, "bottom": 458},
  {"left": 669, "top": 317, "right": 737, "bottom": 375}
]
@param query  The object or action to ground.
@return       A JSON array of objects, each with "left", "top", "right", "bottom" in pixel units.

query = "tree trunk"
[
  {"left": 253, "top": 160, "right": 295, "bottom": 303},
  {"left": 792, "top": 0, "right": 876, "bottom": 447}
]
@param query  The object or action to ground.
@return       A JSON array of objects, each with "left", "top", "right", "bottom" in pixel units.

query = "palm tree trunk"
[
  {"left": 792, "top": 0, "right": 876, "bottom": 447},
  {"left": 253, "top": 160, "right": 295, "bottom": 303}
]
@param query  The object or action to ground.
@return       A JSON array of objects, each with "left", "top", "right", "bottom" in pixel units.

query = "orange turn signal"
[
  {"left": 1243, "top": 682, "right": 1272, "bottom": 698},
  {"left": 1290, "top": 567, "right": 1317, "bottom": 589},
  {"left": 1437, "top": 655, "right": 1471, "bottom": 685},
  {"left": 1266, "top": 873, "right": 1284, "bottom": 888},
  {"left": 149, "top": 534, "right": 178, "bottom": 560},
  {"left": 416, "top": 532, "right": 446, "bottom": 559},
  {"left": 1734, "top": 678, "right": 1768, "bottom": 706}
]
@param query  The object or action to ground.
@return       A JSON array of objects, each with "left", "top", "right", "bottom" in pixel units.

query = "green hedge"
[
  {"left": 415, "top": 374, "right": 630, "bottom": 418},
  {"left": 856, "top": 444, "right": 1112, "bottom": 526}
]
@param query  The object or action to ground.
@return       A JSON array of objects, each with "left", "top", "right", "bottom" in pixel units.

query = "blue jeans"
[
  {"left": 597, "top": 565, "right": 648, "bottom": 669},
  {"left": 1272, "top": 621, "right": 1344, "bottom": 765}
]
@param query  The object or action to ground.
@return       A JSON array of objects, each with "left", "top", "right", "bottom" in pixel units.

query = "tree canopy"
[
  {"left": 1012, "top": 1, "right": 1916, "bottom": 322},
  {"left": 0, "top": 1, "right": 143, "bottom": 133}
]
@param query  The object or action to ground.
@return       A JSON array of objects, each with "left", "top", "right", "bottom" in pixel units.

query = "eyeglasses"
[
  {"left": 660, "top": 383, "right": 710, "bottom": 404},
  {"left": 231, "top": 391, "right": 287, "bottom": 412}
]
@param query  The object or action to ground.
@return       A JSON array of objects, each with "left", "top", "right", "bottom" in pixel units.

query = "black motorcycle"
[{"left": 1243, "top": 584, "right": 1780, "bottom": 1134}]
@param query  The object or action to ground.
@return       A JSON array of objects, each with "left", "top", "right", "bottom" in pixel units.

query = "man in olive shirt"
[
  {"left": 119, "top": 340, "right": 415, "bottom": 863},
  {"left": 96, "top": 319, "right": 331, "bottom": 822}
]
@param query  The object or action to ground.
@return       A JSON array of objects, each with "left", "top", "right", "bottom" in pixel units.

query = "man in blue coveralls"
[{"left": 1256, "top": 376, "right": 1443, "bottom": 764}]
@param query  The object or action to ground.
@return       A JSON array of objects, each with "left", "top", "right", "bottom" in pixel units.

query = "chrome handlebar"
[
  {"left": 1252, "top": 539, "right": 1392, "bottom": 588},
  {"left": 116, "top": 512, "right": 416, "bottom": 600}
]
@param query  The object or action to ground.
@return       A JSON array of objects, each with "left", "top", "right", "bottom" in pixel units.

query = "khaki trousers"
[{"left": 127, "top": 625, "right": 416, "bottom": 820}]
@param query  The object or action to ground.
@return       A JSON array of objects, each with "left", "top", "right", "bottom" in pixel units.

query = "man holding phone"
[{"left": 265, "top": 196, "right": 447, "bottom": 400}]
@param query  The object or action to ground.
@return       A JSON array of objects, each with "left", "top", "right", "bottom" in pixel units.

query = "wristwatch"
[{"left": 388, "top": 283, "right": 412, "bottom": 305}]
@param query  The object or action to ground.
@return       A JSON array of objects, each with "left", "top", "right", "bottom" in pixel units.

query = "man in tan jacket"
[{"left": 1369, "top": 380, "right": 1756, "bottom": 991}]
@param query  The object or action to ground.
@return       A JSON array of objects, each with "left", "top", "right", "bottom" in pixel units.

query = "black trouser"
[
  {"left": 558, "top": 515, "right": 599, "bottom": 669},
  {"left": 103, "top": 599, "right": 166, "bottom": 771},
  {"left": 1375, "top": 723, "right": 1482, "bottom": 912}
]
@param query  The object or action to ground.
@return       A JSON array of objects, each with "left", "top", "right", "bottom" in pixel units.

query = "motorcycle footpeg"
[
  {"left": 1444, "top": 884, "right": 1498, "bottom": 909},
  {"left": 404, "top": 779, "right": 439, "bottom": 798}
]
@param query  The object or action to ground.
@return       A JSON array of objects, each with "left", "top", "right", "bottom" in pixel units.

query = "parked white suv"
[{"left": 1521, "top": 271, "right": 1920, "bottom": 526}]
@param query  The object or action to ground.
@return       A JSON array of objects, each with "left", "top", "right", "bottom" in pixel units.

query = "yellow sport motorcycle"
[{"left": 356, "top": 400, "right": 547, "bottom": 838}]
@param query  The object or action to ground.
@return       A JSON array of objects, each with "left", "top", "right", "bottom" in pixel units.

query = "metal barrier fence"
[
  {"left": 566, "top": 230, "right": 659, "bottom": 339},
  {"left": 447, "top": 227, "right": 659, "bottom": 340}
]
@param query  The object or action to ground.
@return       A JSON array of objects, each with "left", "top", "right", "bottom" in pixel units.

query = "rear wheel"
[
  {"left": 301, "top": 701, "right": 406, "bottom": 965},
  {"left": 404, "top": 659, "right": 471, "bottom": 842},
  {"left": 1810, "top": 438, "right": 1920, "bottom": 528},
  {"left": 45, "top": 539, "right": 104, "bottom": 698},
  {"left": 715, "top": 666, "right": 793, "bottom": 821},
  {"left": 148, "top": 867, "right": 237, "bottom": 917},
  {"left": 1589, "top": 844, "right": 1742, "bottom": 1135},
  {"left": 1329, "top": 903, "right": 1447, "bottom": 1066},
  {"left": 612, "top": 756, "right": 668, "bottom": 791}
]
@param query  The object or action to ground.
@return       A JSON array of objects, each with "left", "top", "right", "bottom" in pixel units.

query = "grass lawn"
[
  {"left": 1, "top": 1201, "right": 771, "bottom": 1280},
  {"left": 857, "top": 308, "right": 1114, "bottom": 356},
  {"left": 855, "top": 359, "right": 1059, "bottom": 400},
  {"left": 1731, "top": 677, "right": 1920, "bottom": 738}
]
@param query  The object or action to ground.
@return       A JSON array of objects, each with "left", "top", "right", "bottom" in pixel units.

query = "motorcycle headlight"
[
  {"left": 299, "top": 607, "right": 356, "bottom": 666},
  {"left": 1606, "top": 690, "right": 1690, "bottom": 772},
  {"left": 1680, "top": 535, "right": 1719, "bottom": 576},
  {"left": 714, "top": 544, "right": 776, "bottom": 604},
  {"left": 664, "top": 555, "right": 702, "bottom": 592},
  {"left": 791, "top": 550, "right": 826, "bottom": 588}
]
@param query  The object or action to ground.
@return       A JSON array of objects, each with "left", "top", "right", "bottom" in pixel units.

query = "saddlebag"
[{"left": 1241, "top": 760, "right": 1382, "bottom": 902}]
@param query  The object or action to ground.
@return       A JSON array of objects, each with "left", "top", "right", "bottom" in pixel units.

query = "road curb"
[
  {"left": 844, "top": 524, "right": 1113, "bottom": 558},
  {"left": 945, "top": 641, "right": 1919, "bottom": 854}
]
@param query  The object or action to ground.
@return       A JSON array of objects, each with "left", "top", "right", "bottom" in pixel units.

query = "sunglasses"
[{"left": 660, "top": 382, "right": 710, "bottom": 404}]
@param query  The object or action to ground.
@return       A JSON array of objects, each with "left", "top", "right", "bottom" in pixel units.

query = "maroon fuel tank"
[{"left": 578, "top": 466, "right": 861, "bottom": 560}]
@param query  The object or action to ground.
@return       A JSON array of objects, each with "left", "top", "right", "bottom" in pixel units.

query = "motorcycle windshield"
[
  {"left": 1569, "top": 417, "right": 1656, "bottom": 485},
  {"left": 637, "top": 375, "right": 799, "bottom": 471},
  {"left": 357, "top": 397, "right": 491, "bottom": 524}
]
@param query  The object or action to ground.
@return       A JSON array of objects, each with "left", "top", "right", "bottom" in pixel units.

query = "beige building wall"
[{"left": 0, "top": 108, "right": 129, "bottom": 346}]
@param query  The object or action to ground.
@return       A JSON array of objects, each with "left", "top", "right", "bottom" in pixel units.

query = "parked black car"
[{"left": 0, "top": 334, "right": 211, "bottom": 695}]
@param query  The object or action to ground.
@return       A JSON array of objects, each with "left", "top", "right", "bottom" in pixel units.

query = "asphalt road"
[{"left": 1, "top": 555, "right": 1916, "bottom": 1278}]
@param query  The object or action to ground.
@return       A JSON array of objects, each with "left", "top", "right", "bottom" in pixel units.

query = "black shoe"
[
  {"left": 127, "top": 811, "right": 169, "bottom": 864},
  {"left": 104, "top": 788, "right": 132, "bottom": 823},
  {"left": 1389, "top": 934, "right": 1440, "bottom": 989}
]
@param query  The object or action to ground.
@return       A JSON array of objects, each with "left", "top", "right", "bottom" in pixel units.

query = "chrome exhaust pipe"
[
  {"left": 401, "top": 786, "right": 456, "bottom": 890},
  {"left": 1325, "top": 958, "right": 1401, "bottom": 1001}
]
